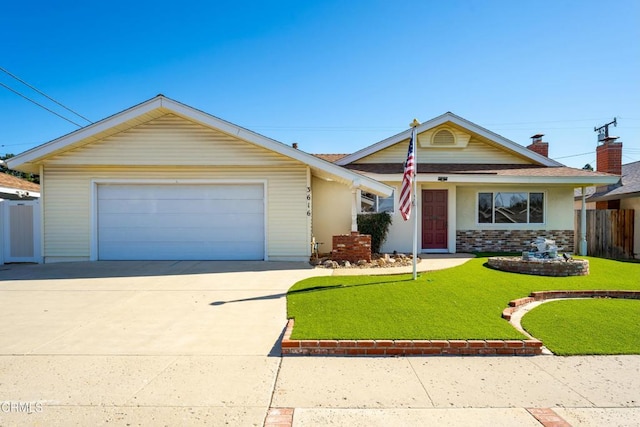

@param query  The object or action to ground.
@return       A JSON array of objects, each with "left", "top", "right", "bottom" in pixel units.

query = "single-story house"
[
  {"left": 7, "top": 95, "right": 619, "bottom": 262},
  {"left": 317, "top": 121, "right": 618, "bottom": 255}
]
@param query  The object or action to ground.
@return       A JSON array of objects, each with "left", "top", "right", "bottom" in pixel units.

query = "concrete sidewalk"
[
  {"left": 331, "top": 253, "right": 475, "bottom": 276},
  {"left": 0, "top": 259, "right": 638, "bottom": 426}
]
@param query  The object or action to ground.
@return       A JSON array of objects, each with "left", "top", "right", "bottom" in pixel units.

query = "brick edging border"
[
  {"left": 281, "top": 319, "right": 542, "bottom": 356},
  {"left": 502, "top": 290, "right": 640, "bottom": 320}
]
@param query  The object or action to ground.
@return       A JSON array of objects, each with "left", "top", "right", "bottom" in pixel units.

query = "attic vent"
[{"left": 433, "top": 129, "right": 455, "bottom": 145}]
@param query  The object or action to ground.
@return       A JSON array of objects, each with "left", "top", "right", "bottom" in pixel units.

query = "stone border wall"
[
  {"left": 502, "top": 290, "right": 640, "bottom": 320},
  {"left": 332, "top": 232, "right": 372, "bottom": 263},
  {"left": 487, "top": 257, "right": 589, "bottom": 277},
  {"left": 456, "top": 230, "right": 574, "bottom": 253},
  {"left": 281, "top": 319, "right": 542, "bottom": 356}
]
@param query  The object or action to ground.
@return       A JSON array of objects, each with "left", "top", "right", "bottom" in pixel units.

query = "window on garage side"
[
  {"left": 361, "top": 190, "right": 395, "bottom": 214},
  {"left": 478, "top": 192, "right": 544, "bottom": 224}
]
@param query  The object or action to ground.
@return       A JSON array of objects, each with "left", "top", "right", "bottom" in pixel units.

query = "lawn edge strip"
[
  {"left": 502, "top": 290, "right": 640, "bottom": 320},
  {"left": 281, "top": 319, "right": 542, "bottom": 356}
]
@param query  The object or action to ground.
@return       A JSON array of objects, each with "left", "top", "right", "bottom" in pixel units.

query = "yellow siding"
[
  {"left": 356, "top": 138, "right": 530, "bottom": 164},
  {"left": 43, "top": 166, "right": 309, "bottom": 261},
  {"left": 44, "top": 114, "right": 299, "bottom": 167}
]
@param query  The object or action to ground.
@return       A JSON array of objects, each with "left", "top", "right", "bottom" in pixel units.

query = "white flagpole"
[{"left": 410, "top": 119, "right": 420, "bottom": 280}]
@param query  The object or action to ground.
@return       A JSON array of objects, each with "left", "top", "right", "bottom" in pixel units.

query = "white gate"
[{"left": 1, "top": 200, "right": 41, "bottom": 263}]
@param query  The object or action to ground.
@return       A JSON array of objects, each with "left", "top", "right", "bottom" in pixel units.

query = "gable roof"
[
  {"left": 587, "top": 160, "right": 640, "bottom": 201},
  {"left": 6, "top": 95, "right": 392, "bottom": 197},
  {"left": 336, "top": 112, "right": 564, "bottom": 167}
]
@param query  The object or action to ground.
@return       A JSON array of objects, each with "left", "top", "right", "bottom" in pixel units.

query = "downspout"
[{"left": 580, "top": 186, "right": 587, "bottom": 256}]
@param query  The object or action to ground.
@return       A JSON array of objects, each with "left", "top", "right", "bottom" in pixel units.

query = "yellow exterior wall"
[
  {"left": 39, "top": 114, "right": 312, "bottom": 262},
  {"left": 456, "top": 186, "right": 575, "bottom": 230},
  {"left": 44, "top": 114, "right": 299, "bottom": 167},
  {"left": 311, "top": 177, "right": 352, "bottom": 254},
  {"left": 356, "top": 138, "right": 529, "bottom": 164},
  {"left": 620, "top": 197, "right": 640, "bottom": 259}
]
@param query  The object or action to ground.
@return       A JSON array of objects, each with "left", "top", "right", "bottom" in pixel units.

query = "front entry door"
[{"left": 422, "top": 190, "right": 448, "bottom": 250}]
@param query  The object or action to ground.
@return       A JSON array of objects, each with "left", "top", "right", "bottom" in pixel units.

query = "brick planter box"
[
  {"left": 281, "top": 320, "right": 542, "bottom": 356},
  {"left": 332, "top": 232, "right": 371, "bottom": 263}
]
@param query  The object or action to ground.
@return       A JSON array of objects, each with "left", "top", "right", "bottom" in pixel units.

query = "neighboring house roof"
[
  {"left": 6, "top": 95, "right": 392, "bottom": 197},
  {"left": 336, "top": 112, "right": 564, "bottom": 167},
  {"left": 0, "top": 172, "right": 40, "bottom": 198},
  {"left": 587, "top": 160, "right": 640, "bottom": 202},
  {"left": 314, "top": 153, "right": 349, "bottom": 162}
]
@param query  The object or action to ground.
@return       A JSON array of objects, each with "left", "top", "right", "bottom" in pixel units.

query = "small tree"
[
  {"left": 357, "top": 212, "right": 392, "bottom": 254},
  {"left": 582, "top": 163, "right": 594, "bottom": 171}
]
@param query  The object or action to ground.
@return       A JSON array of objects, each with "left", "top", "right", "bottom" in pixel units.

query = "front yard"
[{"left": 287, "top": 256, "right": 640, "bottom": 354}]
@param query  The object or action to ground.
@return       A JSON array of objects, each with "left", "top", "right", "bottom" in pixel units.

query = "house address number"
[{"left": 306, "top": 186, "right": 311, "bottom": 216}]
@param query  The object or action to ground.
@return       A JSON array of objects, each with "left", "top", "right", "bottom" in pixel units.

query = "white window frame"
[
  {"left": 476, "top": 191, "right": 546, "bottom": 225},
  {"left": 359, "top": 188, "right": 396, "bottom": 214}
]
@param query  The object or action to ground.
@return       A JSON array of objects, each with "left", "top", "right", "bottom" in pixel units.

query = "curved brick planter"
[
  {"left": 502, "top": 290, "right": 640, "bottom": 320},
  {"left": 281, "top": 319, "right": 542, "bottom": 356},
  {"left": 488, "top": 257, "right": 589, "bottom": 277}
]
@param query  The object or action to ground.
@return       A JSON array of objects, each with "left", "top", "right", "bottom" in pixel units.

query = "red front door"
[{"left": 422, "top": 190, "right": 448, "bottom": 250}]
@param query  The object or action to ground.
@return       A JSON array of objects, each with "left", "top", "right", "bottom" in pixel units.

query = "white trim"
[
  {"left": 7, "top": 95, "right": 393, "bottom": 197},
  {"left": 359, "top": 187, "right": 397, "bottom": 215},
  {"left": 90, "top": 179, "right": 268, "bottom": 261},
  {"left": 475, "top": 190, "right": 547, "bottom": 226},
  {"left": 9, "top": 97, "right": 165, "bottom": 167},
  {"left": 39, "top": 164, "right": 45, "bottom": 262},
  {"left": 336, "top": 112, "right": 563, "bottom": 167},
  {"left": 354, "top": 173, "right": 620, "bottom": 186}
]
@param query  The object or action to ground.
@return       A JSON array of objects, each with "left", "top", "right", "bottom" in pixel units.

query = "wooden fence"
[{"left": 575, "top": 209, "right": 635, "bottom": 259}]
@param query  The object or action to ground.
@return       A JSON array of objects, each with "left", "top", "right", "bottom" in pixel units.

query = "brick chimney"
[
  {"left": 596, "top": 136, "right": 622, "bottom": 175},
  {"left": 527, "top": 134, "right": 549, "bottom": 157}
]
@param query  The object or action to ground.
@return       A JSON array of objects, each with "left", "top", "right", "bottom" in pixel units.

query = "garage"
[{"left": 97, "top": 183, "right": 265, "bottom": 260}]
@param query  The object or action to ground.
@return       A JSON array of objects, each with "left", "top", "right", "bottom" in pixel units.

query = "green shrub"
[{"left": 357, "top": 212, "right": 392, "bottom": 253}]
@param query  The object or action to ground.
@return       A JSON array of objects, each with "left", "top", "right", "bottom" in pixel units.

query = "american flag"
[{"left": 399, "top": 129, "right": 415, "bottom": 221}]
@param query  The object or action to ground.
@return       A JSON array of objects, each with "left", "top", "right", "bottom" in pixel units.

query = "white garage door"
[{"left": 97, "top": 184, "right": 265, "bottom": 260}]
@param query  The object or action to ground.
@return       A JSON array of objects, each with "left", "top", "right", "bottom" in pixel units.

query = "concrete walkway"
[{"left": 0, "top": 259, "right": 638, "bottom": 426}]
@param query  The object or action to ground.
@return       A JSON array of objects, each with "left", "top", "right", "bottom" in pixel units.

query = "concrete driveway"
[
  {"left": 1, "top": 260, "right": 639, "bottom": 426},
  {"left": 0, "top": 261, "right": 331, "bottom": 426}
]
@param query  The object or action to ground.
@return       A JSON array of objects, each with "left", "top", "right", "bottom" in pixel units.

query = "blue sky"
[{"left": 1, "top": 0, "right": 639, "bottom": 168}]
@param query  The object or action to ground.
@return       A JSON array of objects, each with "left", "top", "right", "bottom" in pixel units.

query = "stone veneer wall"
[
  {"left": 332, "top": 232, "right": 372, "bottom": 263},
  {"left": 456, "top": 230, "right": 574, "bottom": 253},
  {"left": 487, "top": 257, "right": 589, "bottom": 277}
]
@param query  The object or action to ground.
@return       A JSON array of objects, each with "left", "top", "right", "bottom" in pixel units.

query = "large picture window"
[
  {"left": 361, "top": 190, "right": 395, "bottom": 214},
  {"left": 478, "top": 192, "right": 544, "bottom": 224}
]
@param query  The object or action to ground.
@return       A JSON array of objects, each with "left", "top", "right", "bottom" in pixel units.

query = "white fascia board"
[
  {"left": 7, "top": 97, "right": 165, "bottom": 170},
  {"left": 444, "top": 114, "right": 563, "bottom": 167},
  {"left": 163, "top": 98, "right": 393, "bottom": 197},
  {"left": 336, "top": 112, "right": 563, "bottom": 167},
  {"left": 359, "top": 173, "right": 620, "bottom": 186},
  {"left": 6, "top": 95, "right": 392, "bottom": 197},
  {"left": 336, "top": 113, "right": 451, "bottom": 165}
]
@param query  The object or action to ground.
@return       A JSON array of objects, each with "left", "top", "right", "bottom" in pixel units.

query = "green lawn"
[
  {"left": 521, "top": 299, "right": 640, "bottom": 355},
  {"left": 287, "top": 257, "right": 640, "bottom": 345}
]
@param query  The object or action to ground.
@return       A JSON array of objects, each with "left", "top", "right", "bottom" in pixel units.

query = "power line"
[
  {"left": 552, "top": 151, "right": 595, "bottom": 160},
  {"left": 0, "top": 82, "right": 84, "bottom": 127},
  {"left": 0, "top": 66, "right": 93, "bottom": 124}
]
